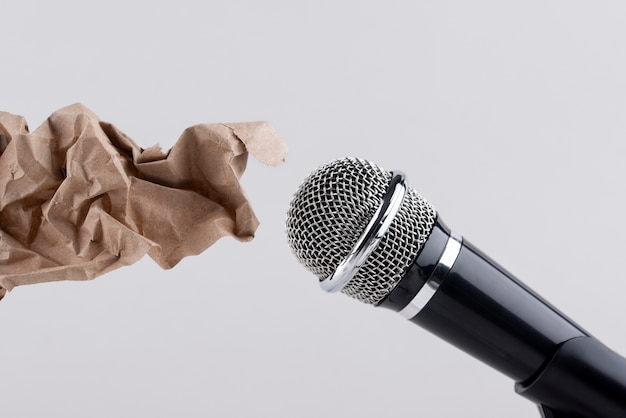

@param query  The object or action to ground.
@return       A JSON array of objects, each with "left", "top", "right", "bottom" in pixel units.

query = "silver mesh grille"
[{"left": 286, "top": 157, "right": 436, "bottom": 305}]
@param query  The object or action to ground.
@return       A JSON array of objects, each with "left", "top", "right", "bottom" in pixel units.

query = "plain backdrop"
[{"left": 1, "top": 2, "right": 626, "bottom": 417}]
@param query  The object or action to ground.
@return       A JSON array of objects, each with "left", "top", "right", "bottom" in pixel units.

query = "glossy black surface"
[
  {"left": 376, "top": 215, "right": 626, "bottom": 416},
  {"left": 413, "top": 238, "right": 587, "bottom": 381},
  {"left": 380, "top": 216, "right": 588, "bottom": 382},
  {"left": 518, "top": 336, "right": 626, "bottom": 417}
]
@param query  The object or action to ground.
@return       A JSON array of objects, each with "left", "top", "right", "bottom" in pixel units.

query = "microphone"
[{"left": 285, "top": 157, "right": 626, "bottom": 418}]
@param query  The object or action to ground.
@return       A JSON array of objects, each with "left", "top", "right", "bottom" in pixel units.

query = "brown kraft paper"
[{"left": 0, "top": 103, "right": 287, "bottom": 300}]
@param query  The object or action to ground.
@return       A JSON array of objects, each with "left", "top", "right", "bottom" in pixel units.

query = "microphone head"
[{"left": 286, "top": 157, "right": 436, "bottom": 305}]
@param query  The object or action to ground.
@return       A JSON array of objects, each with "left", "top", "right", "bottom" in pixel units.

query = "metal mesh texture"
[{"left": 286, "top": 157, "right": 436, "bottom": 305}]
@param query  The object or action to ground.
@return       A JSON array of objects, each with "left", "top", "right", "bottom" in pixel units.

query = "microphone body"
[
  {"left": 381, "top": 218, "right": 626, "bottom": 417},
  {"left": 286, "top": 158, "right": 626, "bottom": 417}
]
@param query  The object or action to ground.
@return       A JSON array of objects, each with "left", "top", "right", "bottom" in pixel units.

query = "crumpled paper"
[{"left": 0, "top": 103, "right": 287, "bottom": 300}]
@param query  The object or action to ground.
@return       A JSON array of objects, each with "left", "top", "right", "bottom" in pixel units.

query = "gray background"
[{"left": 1, "top": 1, "right": 626, "bottom": 417}]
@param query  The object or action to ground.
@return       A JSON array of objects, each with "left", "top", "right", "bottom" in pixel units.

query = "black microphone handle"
[{"left": 379, "top": 218, "right": 626, "bottom": 418}]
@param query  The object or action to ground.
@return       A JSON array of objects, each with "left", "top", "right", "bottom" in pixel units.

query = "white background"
[{"left": 1, "top": 1, "right": 626, "bottom": 417}]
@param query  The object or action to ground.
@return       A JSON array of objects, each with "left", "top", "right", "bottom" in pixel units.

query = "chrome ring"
[
  {"left": 399, "top": 231, "right": 462, "bottom": 319},
  {"left": 320, "top": 171, "right": 407, "bottom": 293}
]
